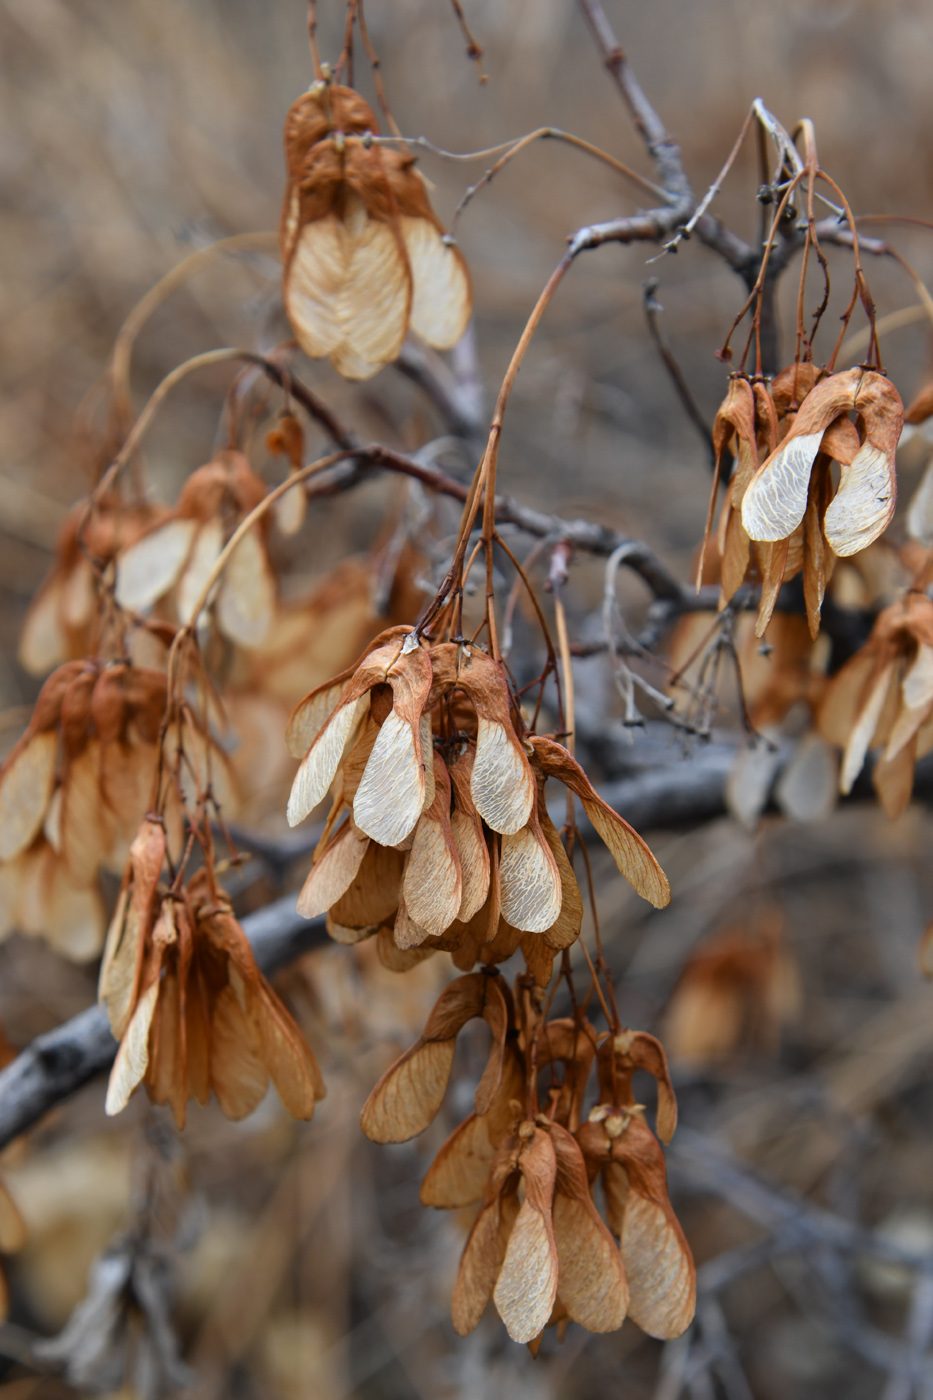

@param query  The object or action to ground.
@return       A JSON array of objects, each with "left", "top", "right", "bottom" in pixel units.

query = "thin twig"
[{"left": 643, "top": 280, "right": 716, "bottom": 468}]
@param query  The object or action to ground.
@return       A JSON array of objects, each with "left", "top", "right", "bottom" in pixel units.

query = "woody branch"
[{"left": 574, "top": 0, "right": 894, "bottom": 377}]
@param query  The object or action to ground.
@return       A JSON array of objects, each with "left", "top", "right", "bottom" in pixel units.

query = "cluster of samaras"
[
  {"left": 100, "top": 818, "right": 324, "bottom": 1130},
  {"left": 285, "top": 627, "right": 670, "bottom": 985},
  {"left": 281, "top": 83, "right": 472, "bottom": 379},
  {"left": 0, "top": 660, "right": 170, "bottom": 955},
  {"left": 0, "top": 652, "right": 238, "bottom": 957},
  {"left": 361, "top": 971, "right": 694, "bottom": 1344},
  {"left": 113, "top": 449, "right": 277, "bottom": 650},
  {"left": 711, "top": 362, "right": 903, "bottom": 636},
  {"left": 703, "top": 363, "right": 933, "bottom": 818}
]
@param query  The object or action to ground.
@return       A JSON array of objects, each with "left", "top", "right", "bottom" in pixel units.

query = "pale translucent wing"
[
  {"left": 115, "top": 519, "right": 197, "bottom": 612},
  {"left": 742, "top": 431, "right": 824, "bottom": 541},
  {"left": 471, "top": 719, "right": 534, "bottom": 834},
  {"left": 823, "top": 443, "right": 896, "bottom": 556},
  {"left": 296, "top": 823, "right": 369, "bottom": 919},
  {"left": 493, "top": 1200, "right": 558, "bottom": 1344},
  {"left": 403, "top": 816, "right": 461, "bottom": 936},
  {"left": 285, "top": 215, "right": 347, "bottom": 357},
  {"left": 209, "top": 985, "right": 269, "bottom": 1120},
  {"left": 105, "top": 980, "right": 158, "bottom": 1115},
  {"left": 0, "top": 730, "right": 57, "bottom": 860},
  {"left": 360, "top": 1039, "right": 456, "bottom": 1142},
  {"left": 287, "top": 695, "right": 367, "bottom": 826},
  {"left": 329, "top": 345, "right": 385, "bottom": 382},
  {"left": 774, "top": 733, "right": 838, "bottom": 823},
  {"left": 841, "top": 663, "right": 894, "bottom": 792},
  {"left": 552, "top": 1185, "right": 628, "bottom": 1333},
  {"left": 498, "top": 825, "right": 562, "bottom": 933},
  {"left": 286, "top": 678, "right": 350, "bottom": 761},
  {"left": 176, "top": 519, "right": 224, "bottom": 625},
  {"left": 217, "top": 528, "right": 276, "bottom": 648},
  {"left": 450, "top": 810, "right": 490, "bottom": 922},
  {"left": 622, "top": 1192, "right": 695, "bottom": 1340},
  {"left": 19, "top": 579, "right": 67, "bottom": 676},
  {"left": 337, "top": 213, "right": 411, "bottom": 366},
  {"left": 401, "top": 215, "right": 471, "bottom": 350},
  {"left": 286, "top": 206, "right": 411, "bottom": 377},
  {"left": 354, "top": 711, "right": 424, "bottom": 846},
  {"left": 43, "top": 860, "right": 107, "bottom": 960},
  {"left": 885, "top": 644, "right": 933, "bottom": 760}
]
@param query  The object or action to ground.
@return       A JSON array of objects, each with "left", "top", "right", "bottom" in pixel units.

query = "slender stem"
[
  {"left": 423, "top": 250, "right": 576, "bottom": 639},
  {"left": 576, "top": 0, "right": 691, "bottom": 202},
  {"left": 819, "top": 170, "right": 879, "bottom": 369},
  {"left": 180, "top": 450, "right": 350, "bottom": 633},
  {"left": 719, "top": 171, "right": 804, "bottom": 368},
  {"left": 307, "top": 1, "right": 323, "bottom": 78},
  {"left": 356, "top": 0, "right": 403, "bottom": 138},
  {"left": 495, "top": 533, "right": 558, "bottom": 662},
  {"left": 643, "top": 280, "right": 715, "bottom": 467},
  {"left": 450, "top": 127, "right": 669, "bottom": 234},
  {"left": 109, "top": 232, "right": 278, "bottom": 427},
  {"left": 554, "top": 595, "right": 575, "bottom": 757},
  {"left": 82, "top": 347, "right": 251, "bottom": 544},
  {"left": 446, "top": 0, "right": 487, "bottom": 79},
  {"left": 662, "top": 104, "right": 754, "bottom": 255}
]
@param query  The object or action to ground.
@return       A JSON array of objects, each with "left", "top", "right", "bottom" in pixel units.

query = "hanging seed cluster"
[
  {"left": 5, "top": 31, "right": 933, "bottom": 1363},
  {"left": 281, "top": 84, "right": 472, "bottom": 379},
  {"left": 286, "top": 629, "right": 669, "bottom": 983}
]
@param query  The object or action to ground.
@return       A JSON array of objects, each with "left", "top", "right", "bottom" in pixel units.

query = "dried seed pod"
[
  {"left": 530, "top": 737, "right": 670, "bottom": 908},
  {"left": 280, "top": 85, "right": 471, "bottom": 380},
  {"left": 452, "top": 1122, "right": 559, "bottom": 1344},
  {"left": 401, "top": 754, "right": 462, "bottom": 936},
  {"left": 535, "top": 1018, "right": 598, "bottom": 1132},
  {"left": 448, "top": 747, "right": 492, "bottom": 922},
  {"left": 596, "top": 1029, "right": 678, "bottom": 1144},
  {"left": 115, "top": 451, "right": 276, "bottom": 649},
  {"left": 103, "top": 867, "right": 324, "bottom": 1128},
  {"left": 550, "top": 1120, "right": 628, "bottom": 1333},
  {"left": 420, "top": 1043, "right": 525, "bottom": 1209},
  {"left": 577, "top": 1111, "right": 695, "bottom": 1340},
  {"left": 360, "top": 971, "right": 509, "bottom": 1142},
  {"left": 662, "top": 914, "right": 800, "bottom": 1067},
  {"left": 19, "top": 499, "right": 163, "bottom": 677},
  {"left": 819, "top": 589, "right": 933, "bottom": 817},
  {"left": 287, "top": 632, "right": 433, "bottom": 835},
  {"left": 0, "top": 660, "right": 211, "bottom": 960},
  {"left": 742, "top": 369, "right": 903, "bottom": 632}
]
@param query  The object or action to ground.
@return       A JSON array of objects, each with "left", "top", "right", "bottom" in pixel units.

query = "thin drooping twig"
[
  {"left": 366, "top": 444, "right": 687, "bottom": 600},
  {"left": 572, "top": 0, "right": 898, "bottom": 383},
  {"left": 643, "top": 279, "right": 716, "bottom": 469}
]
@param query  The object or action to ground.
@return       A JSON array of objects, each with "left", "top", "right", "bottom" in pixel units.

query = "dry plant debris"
[{"left": 1, "top": 0, "right": 933, "bottom": 1392}]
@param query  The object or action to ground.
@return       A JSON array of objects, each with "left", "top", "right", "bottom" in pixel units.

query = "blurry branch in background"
[{"left": 666, "top": 1130, "right": 933, "bottom": 1393}]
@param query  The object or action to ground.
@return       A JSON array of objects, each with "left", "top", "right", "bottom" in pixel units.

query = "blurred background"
[{"left": 3, "top": 0, "right": 933, "bottom": 1396}]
